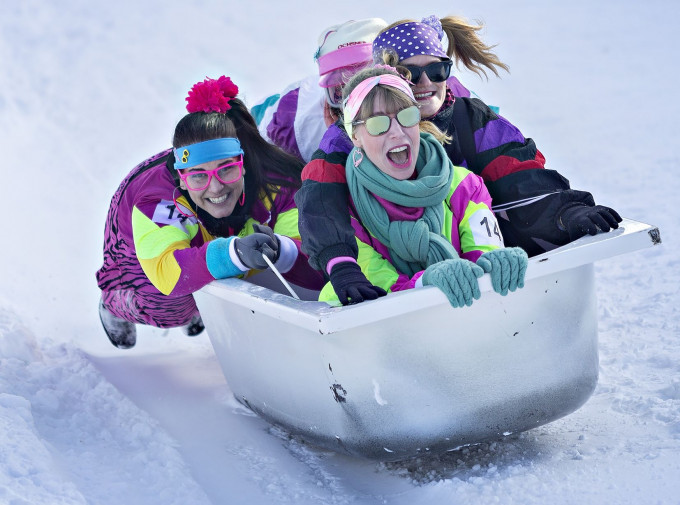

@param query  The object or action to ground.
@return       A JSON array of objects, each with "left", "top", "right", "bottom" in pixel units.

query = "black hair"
[{"left": 171, "top": 97, "right": 304, "bottom": 235}]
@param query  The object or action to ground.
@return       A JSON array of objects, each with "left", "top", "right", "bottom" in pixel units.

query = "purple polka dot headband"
[{"left": 372, "top": 16, "right": 448, "bottom": 63}]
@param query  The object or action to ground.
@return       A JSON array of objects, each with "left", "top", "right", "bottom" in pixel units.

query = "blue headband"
[{"left": 173, "top": 138, "right": 244, "bottom": 170}]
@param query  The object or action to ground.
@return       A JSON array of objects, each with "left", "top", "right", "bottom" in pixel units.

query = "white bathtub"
[{"left": 194, "top": 218, "right": 660, "bottom": 461}]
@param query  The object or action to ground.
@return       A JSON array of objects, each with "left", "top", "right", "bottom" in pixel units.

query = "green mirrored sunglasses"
[{"left": 352, "top": 105, "right": 421, "bottom": 136}]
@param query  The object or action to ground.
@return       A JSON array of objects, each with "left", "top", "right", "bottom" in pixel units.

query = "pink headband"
[
  {"left": 317, "top": 43, "right": 373, "bottom": 79},
  {"left": 343, "top": 73, "right": 416, "bottom": 137}
]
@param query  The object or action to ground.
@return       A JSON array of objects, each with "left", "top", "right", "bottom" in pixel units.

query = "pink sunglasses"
[{"left": 178, "top": 155, "right": 243, "bottom": 191}]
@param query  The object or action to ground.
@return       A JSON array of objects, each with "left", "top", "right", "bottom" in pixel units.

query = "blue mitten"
[
  {"left": 476, "top": 247, "right": 528, "bottom": 296},
  {"left": 422, "top": 258, "right": 484, "bottom": 308}
]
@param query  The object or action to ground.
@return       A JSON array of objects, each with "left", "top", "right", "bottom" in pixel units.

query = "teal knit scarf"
[{"left": 346, "top": 132, "right": 458, "bottom": 276}]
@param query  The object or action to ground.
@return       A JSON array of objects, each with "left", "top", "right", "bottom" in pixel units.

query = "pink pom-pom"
[{"left": 185, "top": 76, "right": 239, "bottom": 114}]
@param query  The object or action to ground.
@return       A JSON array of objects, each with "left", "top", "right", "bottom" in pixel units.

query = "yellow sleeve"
[
  {"left": 132, "top": 204, "right": 200, "bottom": 295},
  {"left": 272, "top": 207, "right": 302, "bottom": 240}
]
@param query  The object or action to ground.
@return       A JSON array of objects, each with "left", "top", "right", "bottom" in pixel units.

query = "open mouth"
[
  {"left": 414, "top": 91, "right": 435, "bottom": 100},
  {"left": 208, "top": 193, "right": 229, "bottom": 204},
  {"left": 386, "top": 145, "right": 410, "bottom": 167}
]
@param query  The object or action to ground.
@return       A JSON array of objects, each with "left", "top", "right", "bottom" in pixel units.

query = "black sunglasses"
[{"left": 403, "top": 59, "right": 453, "bottom": 83}]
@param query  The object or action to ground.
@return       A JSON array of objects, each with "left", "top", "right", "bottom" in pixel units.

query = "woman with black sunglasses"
[
  {"left": 314, "top": 66, "right": 527, "bottom": 306},
  {"left": 96, "top": 76, "right": 323, "bottom": 349},
  {"left": 296, "top": 15, "right": 621, "bottom": 305}
]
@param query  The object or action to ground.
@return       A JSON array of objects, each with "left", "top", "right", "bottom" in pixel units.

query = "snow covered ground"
[{"left": 1, "top": 0, "right": 679, "bottom": 503}]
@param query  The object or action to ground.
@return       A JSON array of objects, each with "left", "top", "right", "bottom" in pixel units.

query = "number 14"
[{"left": 480, "top": 216, "right": 502, "bottom": 240}]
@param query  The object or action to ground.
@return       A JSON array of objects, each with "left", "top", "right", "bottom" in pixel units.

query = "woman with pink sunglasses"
[{"left": 96, "top": 76, "right": 324, "bottom": 349}]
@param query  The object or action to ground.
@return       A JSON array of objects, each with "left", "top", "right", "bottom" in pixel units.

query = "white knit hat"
[{"left": 314, "top": 18, "right": 387, "bottom": 88}]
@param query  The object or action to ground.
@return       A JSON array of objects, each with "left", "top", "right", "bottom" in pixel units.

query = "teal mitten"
[
  {"left": 476, "top": 247, "right": 528, "bottom": 296},
  {"left": 422, "top": 258, "right": 484, "bottom": 308}
]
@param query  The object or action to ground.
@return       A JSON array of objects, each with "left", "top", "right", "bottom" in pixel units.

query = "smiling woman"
[
  {"left": 174, "top": 140, "right": 245, "bottom": 219},
  {"left": 296, "top": 14, "right": 622, "bottom": 306},
  {"left": 313, "top": 66, "right": 528, "bottom": 307},
  {"left": 95, "top": 76, "right": 324, "bottom": 349}
]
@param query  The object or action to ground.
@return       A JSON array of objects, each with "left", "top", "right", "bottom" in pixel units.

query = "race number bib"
[
  {"left": 469, "top": 208, "right": 504, "bottom": 247},
  {"left": 151, "top": 199, "right": 198, "bottom": 233}
]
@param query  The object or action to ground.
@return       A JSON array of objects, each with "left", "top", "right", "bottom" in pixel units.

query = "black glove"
[
  {"left": 234, "top": 224, "right": 280, "bottom": 270},
  {"left": 251, "top": 224, "right": 281, "bottom": 262},
  {"left": 559, "top": 204, "right": 622, "bottom": 241},
  {"left": 328, "top": 261, "right": 387, "bottom": 305}
]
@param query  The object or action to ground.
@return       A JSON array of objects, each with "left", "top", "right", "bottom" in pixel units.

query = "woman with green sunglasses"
[
  {"left": 315, "top": 66, "right": 528, "bottom": 307},
  {"left": 296, "top": 15, "right": 621, "bottom": 305}
]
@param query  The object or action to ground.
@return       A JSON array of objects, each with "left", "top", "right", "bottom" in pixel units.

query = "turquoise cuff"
[{"left": 206, "top": 237, "right": 245, "bottom": 279}]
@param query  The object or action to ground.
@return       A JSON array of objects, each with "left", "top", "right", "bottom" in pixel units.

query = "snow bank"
[{"left": 0, "top": 308, "right": 211, "bottom": 505}]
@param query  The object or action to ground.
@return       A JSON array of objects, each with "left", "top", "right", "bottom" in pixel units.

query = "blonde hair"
[
  {"left": 378, "top": 16, "right": 509, "bottom": 79},
  {"left": 342, "top": 67, "right": 450, "bottom": 144}
]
